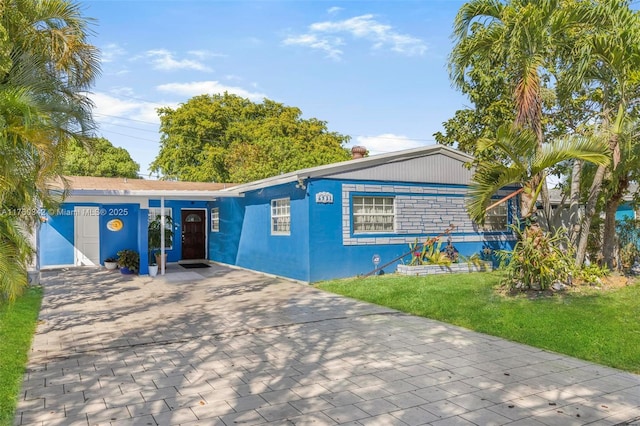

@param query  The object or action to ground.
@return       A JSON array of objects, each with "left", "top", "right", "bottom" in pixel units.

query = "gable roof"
[
  {"left": 53, "top": 145, "right": 475, "bottom": 199},
  {"left": 226, "top": 144, "right": 474, "bottom": 194}
]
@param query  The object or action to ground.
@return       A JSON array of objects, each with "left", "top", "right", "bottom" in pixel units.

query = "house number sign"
[
  {"left": 106, "top": 219, "right": 123, "bottom": 232},
  {"left": 315, "top": 192, "right": 334, "bottom": 204}
]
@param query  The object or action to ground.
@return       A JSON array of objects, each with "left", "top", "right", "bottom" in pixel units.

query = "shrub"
[
  {"left": 497, "top": 223, "right": 574, "bottom": 290},
  {"left": 409, "top": 237, "right": 452, "bottom": 266},
  {"left": 578, "top": 263, "right": 609, "bottom": 285},
  {"left": 116, "top": 249, "right": 139, "bottom": 272}
]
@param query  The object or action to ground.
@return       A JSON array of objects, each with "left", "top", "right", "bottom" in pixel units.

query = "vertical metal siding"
[{"left": 325, "top": 154, "right": 473, "bottom": 185}]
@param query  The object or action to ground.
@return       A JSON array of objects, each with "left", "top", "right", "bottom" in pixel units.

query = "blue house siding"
[
  {"left": 616, "top": 203, "right": 636, "bottom": 221},
  {"left": 209, "top": 177, "right": 520, "bottom": 283},
  {"left": 305, "top": 179, "right": 518, "bottom": 282},
  {"left": 209, "top": 197, "right": 243, "bottom": 265},
  {"left": 234, "top": 182, "right": 310, "bottom": 282},
  {"left": 39, "top": 202, "right": 143, "bottom": 271},
  {"left": 100, "top": 204, "right": 141, "bottom": 265},
  {"left": 39, "top": 210, "right": 75, "bottom": 266}
]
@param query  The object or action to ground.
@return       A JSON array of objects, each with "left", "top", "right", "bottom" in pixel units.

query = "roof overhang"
[{"left": 63, "top": 189, "right": 243, "bottom": 200}]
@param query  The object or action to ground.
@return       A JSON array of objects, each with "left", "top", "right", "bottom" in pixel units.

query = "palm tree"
[
  {"left": 566, "top": 1, "right": 640, "bottom": 267},
  {"left": 0, "top": 0, "right": 99, "bottom": 301},
  {"left": 467, "top": 125, "right": 609, "bottom": 226},
  {"left": 450, "top": 0, "right": 591, "bottom": 228}
]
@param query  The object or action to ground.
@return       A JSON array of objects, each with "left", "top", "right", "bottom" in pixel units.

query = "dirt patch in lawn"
[{"left": 498, "top": 274, "right": 638, "bottom": 298}]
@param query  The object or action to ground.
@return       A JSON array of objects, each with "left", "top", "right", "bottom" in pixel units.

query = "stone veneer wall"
[
  {"left": 342, "top": 183, "right": 514, "bottom": 246},
  {"left": 396, "top": 262, "right": 493, "bottom": 275}
]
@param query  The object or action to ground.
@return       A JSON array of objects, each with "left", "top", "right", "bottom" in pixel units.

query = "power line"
[
  {"left": 95, "top": 111, "right": 437, "bottom": 145},
  {"left": 93, "top": 93, "right": 438, "bottom": 144}
]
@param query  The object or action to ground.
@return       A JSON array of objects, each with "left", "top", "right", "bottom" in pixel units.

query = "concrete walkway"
[{"left": 15, "top": 264, "right": 640, "bottom": 426}]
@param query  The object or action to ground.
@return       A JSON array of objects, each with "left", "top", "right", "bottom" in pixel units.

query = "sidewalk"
[{"left": 14, "top": 265, "right": 640, "bottom": 425}]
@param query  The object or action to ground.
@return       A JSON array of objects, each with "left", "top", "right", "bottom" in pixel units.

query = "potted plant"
[
  {"left": 104, "top": 257, "right": 119, "bottom": 270},
  {"left": 148, "top": 261, "right": 158, "bottom": 277},
  {"left": 148, "top": 214, "right": 173, "bottom": 269},
  {"left": 117, "top": 249, "right": 139, "bottom": 275}
]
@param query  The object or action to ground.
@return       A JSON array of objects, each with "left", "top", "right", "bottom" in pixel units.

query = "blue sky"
[{"left": 85, "top": 0, "right": 469, "bottom": 177}]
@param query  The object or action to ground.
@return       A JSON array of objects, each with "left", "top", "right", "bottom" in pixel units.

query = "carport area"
[{"left": 14, "top": 265, "right": 640, "bottom": 425}]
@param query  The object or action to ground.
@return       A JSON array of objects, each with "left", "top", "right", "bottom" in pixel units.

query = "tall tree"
[
  {"left": 450, "top": 0, "right": 582, "bottom": 224},
  {"left": 0, "top": 0, "right": 99, "bottom": 301},
  {"left": 566, "top": 1, "right": 640, "bottom": 268},
  {"left": 467, "top": 125, "right": 609, "bottom": 225},
  {"left": 151, "top": 93, "right": 351, "bottom": 183},
  {"left": 63, "top": 138, "right": 140, "bottom": 178}
]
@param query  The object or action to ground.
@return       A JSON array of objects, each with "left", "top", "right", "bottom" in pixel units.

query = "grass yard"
[
  {"left": 0, "top": 287, "right": 42, "bottom": 426},
  {"left": 317, "top": 272, "right": 640, "bottom": 374}
]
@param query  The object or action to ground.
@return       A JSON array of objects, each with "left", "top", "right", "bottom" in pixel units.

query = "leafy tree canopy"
[
  {"left": 0, "top": 0, "right": 99, "bottom": 302},
  {"left": 63, "top": 138, "right": 140, "bottom": 178},
  {"left": 150, "top": 93, "right": 351, "bottom": 183}
]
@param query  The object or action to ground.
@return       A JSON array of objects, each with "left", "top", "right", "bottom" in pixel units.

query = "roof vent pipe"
[{"left": 351, "top": 146, "right": 367, "bottom": 159}]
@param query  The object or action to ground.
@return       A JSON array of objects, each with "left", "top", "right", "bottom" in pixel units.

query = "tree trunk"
[
  {"left": 575, "top": 164, "right": 606, "bottom": 266},
  {"left": 575, "top": 131, "right": 618, "bottom": 267},
  {"left": 539, "top": 172, "right": 552, "bottom": 230},
  {"left": 568, "top": 159, "right": 582, "bottom": 246},
  {"left": 602, "top": 194, "right": 621, "bottom": 270},
  {"left": 602, "top": 178, "right": 629, "bottom": 270}
]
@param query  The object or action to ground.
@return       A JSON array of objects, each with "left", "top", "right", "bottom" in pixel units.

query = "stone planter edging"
[{"left": 397, "top": 261, "right": 493, "bottom": 276}]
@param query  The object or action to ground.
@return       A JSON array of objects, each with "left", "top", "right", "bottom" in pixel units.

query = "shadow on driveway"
[{"left": 14, "top": 265, "right": 640, "bottom": 426}]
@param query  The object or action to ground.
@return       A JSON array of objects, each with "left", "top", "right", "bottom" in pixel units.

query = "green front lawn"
[
  {"left": 317, "top": 272, "right": 640, "bottom": 373},
  {"left": 0, "top": 287, "right": 42, "bottom": 426}
]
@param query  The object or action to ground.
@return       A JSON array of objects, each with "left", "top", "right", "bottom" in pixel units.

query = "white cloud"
[
  {"left": 156, "top": 81, "right": 267, "bottom": 101},
  {"left": 283, "top": 34, "right": 343, "bottom": 60},
  {"left": 187, "top": 50, "right": 226, "bottom": 59},
  {"left": 327, "top": 6, "right": 343, "bottom": 15},
  {"left": 351, "top": 133, "right": 429, "bottom": 155},
  {"left": 143, "top": 49, "right": 212, "bottom": 72},
  {"left": 109, "top": 87, "right": 136, "bottom": 97},
  {"left": 284, "top": 14, "right": 426, "bottom": 59},
  {"left": 89, "top": 92, "right": 175, "bottom": 126},
  {"left": 100, "top": 43, "right": 126, "bottom": 63}
]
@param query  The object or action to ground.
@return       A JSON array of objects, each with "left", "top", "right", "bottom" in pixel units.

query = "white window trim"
[
  {"left": 483, "top": 201, "right": 508, "bottom": 231},
  {"left": 271, "top": 198, "right": 291, "bottom": 236},
  {"left": 211, "top": 207, "right": 220, "bottom": 232},
  {"left": 148, "top": 207, "right": 173, "bottom": 250},
  {"left": 352, "top": 196, "right": 395, "bottom": 234}
]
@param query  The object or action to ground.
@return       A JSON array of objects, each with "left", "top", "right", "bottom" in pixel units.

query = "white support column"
[{"left": 161, "top": 196, "right": 165, "bottom": 276}]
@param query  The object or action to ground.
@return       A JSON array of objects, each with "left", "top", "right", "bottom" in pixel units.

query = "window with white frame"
[
  {"left": 211, "top": 207, "right": 220, "bottom": 232},
  {"left": 271, "top": 198, "right": 290, "bottom": 235},
  {"left": 352, "top": 196, "right": 395, "bottom": 233},
  {"left": 148, "top": 207, "right": 173, "bottom": 249},
  {"left": 483, "top": 202, "right": 508, "bottom": 231}
]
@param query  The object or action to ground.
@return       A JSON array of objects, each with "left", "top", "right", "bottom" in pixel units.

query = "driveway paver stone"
[{"left": 13, "top": 264, "right": 640, "bottom": 425}]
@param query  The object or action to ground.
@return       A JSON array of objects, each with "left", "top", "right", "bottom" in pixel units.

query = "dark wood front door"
[{"left": 181, "top": 210, "right": 206, "bottom": 259}]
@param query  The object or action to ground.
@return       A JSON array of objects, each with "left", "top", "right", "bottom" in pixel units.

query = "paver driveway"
[{"left": 14, "top": 264, "right": 640, "bottom": 426}]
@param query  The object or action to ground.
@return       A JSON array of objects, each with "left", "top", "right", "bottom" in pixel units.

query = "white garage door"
[{"left": 74, "top": 207, "right": 100, "bottom": 266}]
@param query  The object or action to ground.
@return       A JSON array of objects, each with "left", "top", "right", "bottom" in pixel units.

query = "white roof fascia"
[
  {"left": 226, "top": 145, "right": 474, "bottom": 194},
  {"left": 66, "top": 189, "right": 243, "bottom": 200}
]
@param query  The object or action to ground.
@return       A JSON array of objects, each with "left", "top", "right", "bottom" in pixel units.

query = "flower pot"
[
  {"left": 104, "top": 261, "right": 118, "bottom": 270},
  {"left": 149, "top": 264, "right": 158, "bottom": 277},
  {"left": 120, "top": 267, "right": 135, "bottom": 275}
]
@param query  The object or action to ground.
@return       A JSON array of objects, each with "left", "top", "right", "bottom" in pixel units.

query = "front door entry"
[{"left": 181, "top": 210, "right": 206, "bottom": 259}]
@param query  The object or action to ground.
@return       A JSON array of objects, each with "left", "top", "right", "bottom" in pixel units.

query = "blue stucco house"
[{"left": 38, "top": 145, "right": 520, "bottom": 282}]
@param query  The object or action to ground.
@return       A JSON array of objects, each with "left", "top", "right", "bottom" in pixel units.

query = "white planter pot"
[
  {"left": 149, "top": 264, "right": 158, "bottom": 277},
  {"left": 104, "top": 261, "right": 118, "bottom": 270}
]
